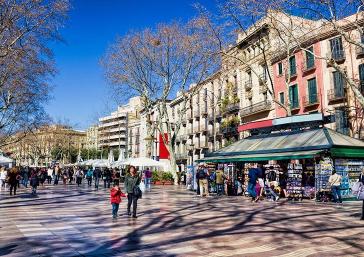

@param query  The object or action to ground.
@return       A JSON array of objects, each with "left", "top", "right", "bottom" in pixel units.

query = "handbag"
[
  {"left": 133, "top": 185, "right": 142, "bottom": 199},
  {"left": 139, "top": 181, "right": 146, "bottom": 193}
]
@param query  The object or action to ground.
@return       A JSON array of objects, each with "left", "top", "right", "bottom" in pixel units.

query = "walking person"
[
  {"left": 54, "top": 166, "right": 60, "bottom": 185},
  {"left": 30, "top": 170, "right": 39, "bottom": 196},
  {"left": 248, "top": 168, "right": 258, "bottom": 202},
  {"left": 103, "top": 168, "right": 112, "bottom": 188},
  {"left": 8, "top": 168, "right": 20, "bottom": 196},
  {"left": 75, "top": 168, "right": 83, "bottom": 187},
  {"left": 62, "top": 170, "right": 68, "bottom": 186},
  {"left": 86, "top": 168, "right": 93, "bottom": 186},
  {"left": 329, "top": 170, "right": 342, "bottom": 203},
  {"left": 47, "top": 167, "right": 53, "bottom": 184},
  {"left": 197, "top": 167, "right": 209, "bottom": 197},
  {"left": 143, "top": 168, "right": 152, "bottom": 191},
  {"left": 110, "top": 181, "right": 126, "bottom": 219},
  {"left": 215, "top": 169, "right": 225, "bottom": 196},
  {"left": 23, "top": 167, "right": 29, "bottom": 188},
  {"left": 124, "top": 166, "right": 142, "bottom": 218},
  {"left": 93, "top": 167, "right": 101, "bottom": 189},
  {"left": 0, "top": 167, "right": 7, "bottom": 191}
]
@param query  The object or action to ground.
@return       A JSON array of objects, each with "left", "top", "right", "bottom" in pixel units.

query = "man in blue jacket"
[{"left": 248, "top": 168, "right": 258, "bottom": 202}]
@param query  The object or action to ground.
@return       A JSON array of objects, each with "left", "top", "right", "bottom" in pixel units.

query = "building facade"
[
  {"left": 3, "top": 125, "right": 86, "bottom": 166},
  {"left": 86, "top": 125, "right": 98, "bottom": 149}
]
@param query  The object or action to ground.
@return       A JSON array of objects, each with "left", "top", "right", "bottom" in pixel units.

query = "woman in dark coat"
[
  {"left": 8, "top": 168, "right": 20, "bottom": 195},
  {"left": 124, "top": 166, "right": 141, "bottom": 218}
]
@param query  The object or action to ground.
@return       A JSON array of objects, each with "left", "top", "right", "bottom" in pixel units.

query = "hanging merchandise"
[
  {"left": 335, "top": 159, "right": 364, "bottom": 200},
  {"left": 315, "top": 158, "right": 333, "bottom": 202},
  {"left": 302, "top": 165, "right": 315, "bottom": 199},
  {"left": 287, "top": 163, "right": 303, "bottom": 201}
]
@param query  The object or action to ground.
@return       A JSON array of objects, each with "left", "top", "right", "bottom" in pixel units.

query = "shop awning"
[
  {"left": 199, "top": 150, "right": 323, "bottom": 162},
  {"left": 198, "top": 128, "right": 364, "bottom": 163}
]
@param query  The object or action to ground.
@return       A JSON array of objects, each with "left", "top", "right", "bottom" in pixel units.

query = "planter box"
[
  {"left": 154, "top": 181, "right": 163, "bottom": 185},
  {"left": 163, "top": 181, "right": 173, "bottom": 185}
]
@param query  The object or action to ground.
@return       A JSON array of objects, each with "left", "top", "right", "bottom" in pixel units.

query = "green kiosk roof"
[{"left": 197, "top": 128, "right": 364, "bottom": 163}]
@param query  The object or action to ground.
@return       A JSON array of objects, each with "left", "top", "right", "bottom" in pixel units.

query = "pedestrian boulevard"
[{"left": 0, "top": 184, "right": 363, "bottom": 256}]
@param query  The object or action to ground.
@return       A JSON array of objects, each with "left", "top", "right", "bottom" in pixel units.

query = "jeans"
[
  {"left": 32, "top": 186, "right": 37, "bottom": 195},
  {"left": 248, "top": 182, "right": 257, "bottom": 199},
  {"left": 216, "top": 183, "right": 224, "bottom": 195},
  {"left": 331, "top": 186, "right": 342, "bottom": 203},
  {"left": 104, "top": 179, "right": 110, "bottom": 188},
  {"left": 54, "top": 175, "right": 59, "bottom": 185},
  {"left": 23, "top": 177, "right": 28, "bottom": 187},
  {"left": 76, "top": 177, "right": 82, "bottom": 186},
  {"left": 112, "top": 203, "right": 119, "bottom": 217},
  {"left": 144, "top": 178, "right": 151, "bottom": 190},
  {"left": 127, "top": 193, "right": 138, "bottom": 216},
  {"left": 94, "top": 177, "right": 100, "bottom": 189}
]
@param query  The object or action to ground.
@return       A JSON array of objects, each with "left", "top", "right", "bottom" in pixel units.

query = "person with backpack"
[
  {"left": 197, "top": 166, "right": 209, "bottom": 197},
  {"left": 86, "top": 168, "right": 93, "bottom": 186},
  {"left": 110, "top": 181, "right": 126, "bottom": 219},
  {"left": 124, "top": 166, "right": 141, "bottom": 218}
]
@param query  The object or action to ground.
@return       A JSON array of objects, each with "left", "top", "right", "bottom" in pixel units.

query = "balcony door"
[
  {"left": 330, "top": 37, "right": 344, "bottom": 59},
  {"left": 332, "top": 71, "right": 344, "bottom": 97},
  {"left": 289, "top": 84, "right": 299, "bottom": 109},
  {"left": 359, "top": 64, "right": 364, "bottom": 94}
]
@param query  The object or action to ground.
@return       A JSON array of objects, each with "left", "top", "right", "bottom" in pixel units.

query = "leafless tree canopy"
[{"left": 0, "top": 0, "right": 69, "bottom": 147}]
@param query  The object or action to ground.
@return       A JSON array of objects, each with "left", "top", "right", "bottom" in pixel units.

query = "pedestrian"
[
  {"left": 93, "top": 167, "right": 101, "bottom": 189},
  {"left": 68, "top": 168, "right": 74, "bottom": 184},
  {"left": 75, "top": 168, "right": 83, "bottom": 187},
  {"left": 8, "top": 168, "right": 21, "bottom": 196},
  {"left": 248, "top": 168, "right": 258, "bottom": 202},
  {"left": 86, "top": 168, "right": 93, "bottom": 186},
  {"left": 110, "top": 181, "right": 126, "bottom": 219},
  {"left": 256, "top": 164, "right": 265, "bottom": 199},
  {"left": 39, "top": 169, "right": 46, "bottom": 186},
  {"left": 103, "top": 168, "right": 112, "bottom": 188},
  {"left": 124, "top": 166, "right": 141, "bottom": 218},
  {"left": 54, "top": 165, "right": 60, "bottom": 185},
  {"left": 0, "top": 167, "right": 7, "bottom": 191},
  {"left": 215, "top": 169, "right": 225, "bottom": 196},
  {"left": 197, "top": 166, "right": 209, "bottom": 197},
  {"left": 143, "top": 168, "right": 152, "bottom": 191},
  {"left": 329, "top": 170, "right": 342, "bottom": 203},
  {"left": 23, "top": 167, "right": 29, "bottom": 188},
  {"left": 47, "top": 167, "right": 53, "bottom": 184},
  {"left": 30, "top": 170, "right": 39, "bottom": 195},
  {"left": 62, "top": 170, "right": 68, "bottom": 185}
]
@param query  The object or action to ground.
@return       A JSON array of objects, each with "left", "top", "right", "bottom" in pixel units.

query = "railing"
[
  {"left": 199, "top": 122, "right": 208, "bottom": 132},
  {"left": 328, "top": 49, "right": 345, "bottom": 62},
  {"left": 327, "top": 88, "right": 346, "bottom": 102},
  {"left": 290, "top": 100, "right": 300, "bottom": 110},
  {"left": 224, "top": 103, "right": 240, "bottom": 113},
  {"left": 245, "top": 90, "right": 253, "bottom": 99},
  {"left": 259, "top": 84, "right": 268, "bottom": 93},
  {"left": 200, "top": 139, "right": 209, "bottom": 148},
  {"left": 303, "top": 94, "right": 319, "bottom": 107},
  {"left": 240, "top": 100, "right": 272, "bottom": 117},
  {"left": 259, "top": 74, "right": 267, "bottom": 84}
]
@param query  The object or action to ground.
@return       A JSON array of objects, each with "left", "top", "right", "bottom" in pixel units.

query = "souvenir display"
[
  {"left": 287, "top": 163, "right": 303, "bottom": 201},
  {"left": 335, "top": 159, "right": 363, "bottom": 199},
  {"left": 315, "top": 158, "right": 333, "bottom": 201}
]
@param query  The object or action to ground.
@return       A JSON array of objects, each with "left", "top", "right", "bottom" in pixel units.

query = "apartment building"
[
  {"left": 98, "top": 97, "right": 141, "bottom": 155},
  {"left": 271, "top": 12, "right": 364, "bottom": 139}
]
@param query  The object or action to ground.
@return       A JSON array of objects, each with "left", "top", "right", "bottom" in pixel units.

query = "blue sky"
[{"left": 48, "top": 0, "right": 214, "bottom": 130}]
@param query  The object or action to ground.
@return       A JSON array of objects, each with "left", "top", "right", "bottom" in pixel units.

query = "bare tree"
[
  {"left": 0, "top": 0, "right": 69, "bottom": 147},
  {"left": 102, "top": 22, "right": 219, "bottom": 184}
]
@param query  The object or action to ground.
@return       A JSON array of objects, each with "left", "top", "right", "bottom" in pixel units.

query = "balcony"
[
  {"left": 303, "top": 94, "right": 319, "bottom": 108},
  {"left": 207, "top": 130, "right": 214, "bottom": 140},
  {"left": 224, "top": 103, "right": 240, "bottom": 114},
  {"left": 194, "top": 109, "right": 200, "bottom": 119},
  {"left": 193, "top": 126, "right": 200, "bottom": 134},
  {"left": 240, "top": 100, "right": 272, "bottom": 118},
  {"left": 327, "top": 88, "right": 346, "bottom": 103},
  {"left": 201, "top": 108, "right": 208, "bottom": 117},
  {"left": 188, "top": 128, "right": 194, "bottom": 136},
  {"left": 290, "top": 100, "right": 300, "bottom": 111},
  {"left": 285, "top": 70, "right": 297, "bottom": 80},
  {"left": 244, "top": 81, "right": 253, "bottom": 90},
  {"left": 302, "top": 60, "right": 316, "bottom": 74},
  {"left": 199, "top": 123, "right": 208, "bottom": 133},
  {"left": 208, "top": 112, "right": 215, "bottom": 124},
  {"left": 258, "top": 74, "right": 267, "bottom": 85},
  {"left": 259, "top": 84, "right": 268, "bottom": 94},
  {"left": 187, "top": 111, "right": 193, "bottom": 121},
  {"left": 327, "top": 50, "right": 345, "bottom": 63},
  {"left": 215, "top": 109, "right": 222, "bottom": 120},
  {"left": 356, "top": 45, "right": 364, "bottom": 58}
]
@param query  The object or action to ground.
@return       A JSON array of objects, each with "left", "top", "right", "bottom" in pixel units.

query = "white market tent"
[
  {"left": 0, "top": 155, "right": 13, "bottom": 164},
  {"left": 92, "top": 159, "right": 109, "bottom": 168},
  {"left": 121, "top": 157, "right": 165, "bottom": 170}
]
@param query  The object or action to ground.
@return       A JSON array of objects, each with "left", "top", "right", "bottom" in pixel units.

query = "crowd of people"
[{"left": 0, "top": 165, "right": 151, "bottom": 219}]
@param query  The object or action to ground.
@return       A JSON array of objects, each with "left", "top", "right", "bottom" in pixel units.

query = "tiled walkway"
[{"left": 0, "top": 183, "right": 363, "bottom": 256}]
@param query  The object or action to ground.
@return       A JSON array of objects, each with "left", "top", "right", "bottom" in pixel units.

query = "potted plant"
[
  {"left": 152, "top": 171, "right": 162, "bottom": 185},
  {"left": 162, "top": 172, "right": 174, "bottom": 185}
]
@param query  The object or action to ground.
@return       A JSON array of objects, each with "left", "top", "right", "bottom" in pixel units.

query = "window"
[
  {"left": 278, "top": 62, "right": 283, "bottom": 75},
  {"left": 359, "top": 64, "right": 364, "bottom": 94},
  {"left": 263, "top": 92, "right": 267, "bottom": 101},
  {"left": 261, "top": 64, "right": 267, "bottom": 80},
  {"left": 289, "top": 56, "right": 297, "bottom": 75},
  {"left": 247, "top": 70, "right": 252, "bottom": 83},
  {"left": 306, "top": 46, "right": 315, "bottom": 69},
  {"left": 307, "top": 78, "right": 318, "bottom": 104},
  {"left": 335, "top": 107, "right": 349, "bottom": 135},
  {"left": 333, "top": 71, "right": 345, "bottom": 97},
  {"left": 289, "top": 84, "right": 299, "bottom": 109},
  {"left": 279, "top": 92, "right": 285, "bottom": 104},
  {"left": 204, "top": 88, "right": 207, "bottom": 101},
  {"left": 330, "top": 37, "right": 344, "bottom": 60}
]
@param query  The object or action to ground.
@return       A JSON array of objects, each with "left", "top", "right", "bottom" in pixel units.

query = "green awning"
[
  {"left": 197, "top": 150, "right": 322, "bottom": 163},
  {"left": 331, "top": 147, "right": 364, "bottom": 158}
]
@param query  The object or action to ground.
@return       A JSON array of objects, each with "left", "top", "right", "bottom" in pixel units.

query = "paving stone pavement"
[{"left": 0, "top": 183, "right": 363, "bottom": 257}]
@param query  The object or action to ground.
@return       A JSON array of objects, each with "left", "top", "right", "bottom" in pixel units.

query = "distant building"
[
  {"left": 86, "top": 125, "right": 98, "bottom": 149},
  {"left": 3, "top": 125, "right": 86, "bottom": 166},
  {"left": 98, "top": 97, "right": 142, "bottom": 157}
]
